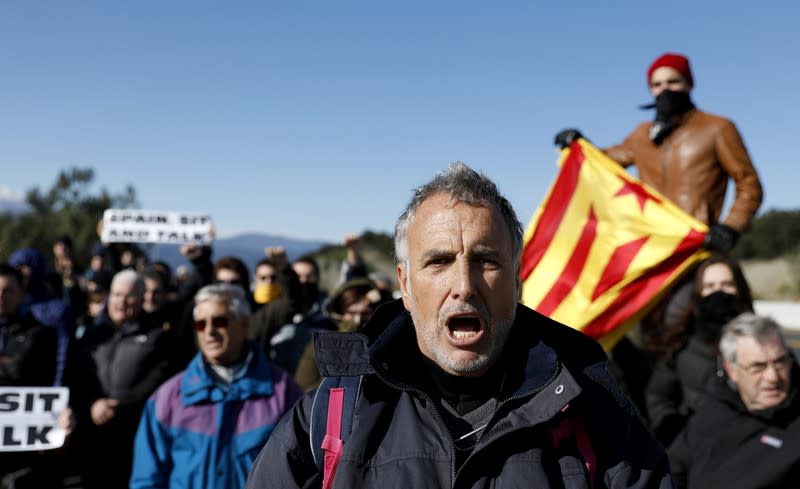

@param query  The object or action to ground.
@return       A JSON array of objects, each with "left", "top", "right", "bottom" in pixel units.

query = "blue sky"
[{"left": 1, "top": 1, "right": 797, "bottom": 243}]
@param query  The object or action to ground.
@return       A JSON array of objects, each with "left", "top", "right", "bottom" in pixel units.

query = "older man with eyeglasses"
[
  {"left": 130, "top": 283, "right": 302, "bottom": 489},
  {"left": 669, "top": 313, "right": 800, "bottom": 488}
]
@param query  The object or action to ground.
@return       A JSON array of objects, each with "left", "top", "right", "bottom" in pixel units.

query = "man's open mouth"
[
  {"left": 448, "top": 316, "right": 481, "bottom": 338},
  {"left": 446, "top": 315, "right": 485, "bottom": 346}
]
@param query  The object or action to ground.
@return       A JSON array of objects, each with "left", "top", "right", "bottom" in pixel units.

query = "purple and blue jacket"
[{"left": 131, "top": 343, "right": 301, "bottom": 489}]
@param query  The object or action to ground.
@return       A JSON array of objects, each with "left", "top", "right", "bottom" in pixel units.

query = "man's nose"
[
  {"left": 762, "top": 363, "right": 781, "bottom": 382},
  {"left": 451, "top": 260, "right": 476, "bottom": 301}
]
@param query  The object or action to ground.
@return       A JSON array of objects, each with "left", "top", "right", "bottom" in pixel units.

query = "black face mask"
[
  {"left": 297, "top": 283, "right": 319, "bottom": 306},
  {"left": 694, "top": 291, "right": 743, "bottom": 342},
  {"left": 640, "top": 90, "right": 695, "bottom": 145}
]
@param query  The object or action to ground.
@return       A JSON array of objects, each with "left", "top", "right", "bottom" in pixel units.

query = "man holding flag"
[
  {"left": 555, "top": 52, "right": 762, "bottom": 248},
  {"left": 543, "top": 52, "right": 763, "bottom": 414}
]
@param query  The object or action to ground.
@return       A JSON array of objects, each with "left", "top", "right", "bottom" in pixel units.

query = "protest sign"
[
  {"left": 101, "top": 209, "right": 213, "bottom": 244},
  {"left": 0, "top": 387, "right": 70, "bottom": 452}
]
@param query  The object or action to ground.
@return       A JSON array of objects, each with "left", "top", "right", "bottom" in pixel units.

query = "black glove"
[
  {"left": 554, "top": 128, "right": 583, "bottom": 149},
  {"left": 704, "top": 224, "right": 739, "bottom": 253}
]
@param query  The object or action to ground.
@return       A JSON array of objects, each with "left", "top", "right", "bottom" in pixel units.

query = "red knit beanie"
[{"left": 647, "top": 53, "right": 694, "bottom": 87}]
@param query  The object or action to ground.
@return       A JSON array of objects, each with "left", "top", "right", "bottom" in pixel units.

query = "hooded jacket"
[
  {"left": 246, "top": 300, "right": 672, "bottom": 489},
  {"left": 131, "top": 343, "right": 302, "bottom": 489},
  {"left": 0, "top": 311, "right": 57, "bottom": 387},
  {"left": 9, "top": 248, "right": 75, "bottom": 386},
  {"left": 605, "top": 108, "right": 762, "bottom": 232}
]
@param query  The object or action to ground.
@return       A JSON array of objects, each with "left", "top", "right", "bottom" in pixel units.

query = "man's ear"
[
  {"left": 397, "top": 263, "right": 411, "bottom": 310},
  {"left": 722, "top": 359, "right": 738, "bottom": 384}
]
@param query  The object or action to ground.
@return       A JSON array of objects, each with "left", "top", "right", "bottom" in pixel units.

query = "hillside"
[
  {"left": 312, "top": 231, "right": 397, "bottom": 293},
  {"left": 741, "top": 256, "right": 800, "bottom": 301}
]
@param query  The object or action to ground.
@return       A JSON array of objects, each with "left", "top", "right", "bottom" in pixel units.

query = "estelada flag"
[{"left": 519, "top": 138, "right": 710, "bottom": 349}]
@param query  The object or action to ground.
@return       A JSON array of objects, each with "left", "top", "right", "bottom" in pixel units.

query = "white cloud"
[
  {"left": 0, "top": 186, "right": 31, "bottom": 215},
  {"left": 0, "top": 185, "right": 24, "bottom": 201}
]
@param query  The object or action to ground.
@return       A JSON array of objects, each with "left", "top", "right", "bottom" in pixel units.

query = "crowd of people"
[
  {"left": 0, "top": 233, "right": 393, "bottom": 488},
  {"left": 1, "top": 51, "right": 797, "bottom": 489}
]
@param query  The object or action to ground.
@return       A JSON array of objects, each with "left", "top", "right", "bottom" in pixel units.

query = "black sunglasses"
[{"left": 194, "top": 315, "right": 230, "bottom": 332}]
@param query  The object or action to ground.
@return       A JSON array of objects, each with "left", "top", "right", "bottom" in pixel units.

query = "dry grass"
[{"left": 741, "top": 257, "right": 800, "bottom": 300}]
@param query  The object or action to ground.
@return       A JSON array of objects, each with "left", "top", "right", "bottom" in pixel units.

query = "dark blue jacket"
[
  {"left": 246, "top": 300, "right": 672, "bottom": 488},
  {"left": 9, "top": 248, "right": 75, "bottom": 386}
]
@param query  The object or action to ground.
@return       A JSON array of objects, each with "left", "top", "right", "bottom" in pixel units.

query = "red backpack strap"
[
  {"left": 547, "top": 404, "right": 597, "bottom": 488},
  {"left": 311, "top": 376, "right": 362, "bottom": 489},
  {"left": 321, "top": 387, "right": 345, "bottom": 489}
]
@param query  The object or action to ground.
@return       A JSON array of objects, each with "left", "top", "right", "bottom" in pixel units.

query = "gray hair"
[
  {"left": 719, "top": 313, "right": 788, "bottom": 364},
  {"left": 193, "top": 283, "right": 251, "bottom": 320},
  {"left": 111, "top": 269, "right": 145, "bottom": 297},
  {"left": 394, "top": 162, "right": 523, "bottom": 269}
]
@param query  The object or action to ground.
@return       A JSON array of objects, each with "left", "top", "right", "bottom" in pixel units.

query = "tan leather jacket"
[{"left": 605, "top": 109, "right": 763, "bottom": 232}]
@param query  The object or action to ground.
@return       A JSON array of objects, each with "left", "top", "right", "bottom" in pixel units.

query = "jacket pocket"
[{"left": 559, "top": 455, "right": 591, "bottom": 489}]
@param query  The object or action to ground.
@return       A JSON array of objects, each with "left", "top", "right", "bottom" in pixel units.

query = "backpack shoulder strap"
[
  {"left": 310, "top": 375, "right": 363, "bottom": 488},
  {"left": 546, "top": 403, "right": 597, "bottom": 488}
]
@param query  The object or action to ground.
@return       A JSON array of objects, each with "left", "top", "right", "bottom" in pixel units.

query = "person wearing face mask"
[
  {"left": 291, "top": 255, "right": 328, "bottom": 317},
  {"left": 644, "top": 255, "right": 754, "bottom": 447},
  {"left": 252, "top": 258, "right": 284, "bottom": 307},
  {"left": 555, "top": 52, "right": 763, "bottom": 248},
  {"left": 248, "top": 256, "right": 308, "bottom": 359}
]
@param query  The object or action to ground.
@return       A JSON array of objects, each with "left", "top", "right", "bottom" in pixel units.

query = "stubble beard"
[{"left": 411, "top": 297, "right": 515, "bottom": 377}]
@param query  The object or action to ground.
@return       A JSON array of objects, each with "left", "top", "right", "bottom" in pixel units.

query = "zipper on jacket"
[
  {"left": 375, "top": 361, "right": 563, "bottom": 489},
  {"left": 457, "top": 361, "right": 563, "bottom": 480},
  {"left": 373, "top": 372, "right": 460, "bottom": 486}
]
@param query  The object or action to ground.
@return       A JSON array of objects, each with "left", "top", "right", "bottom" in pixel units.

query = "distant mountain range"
[
  {"left": 0, "top": 197, "right": 31, "bottom": 216},
  {"left": 146, "top": 232, "right": 331, "bottom": 273}
]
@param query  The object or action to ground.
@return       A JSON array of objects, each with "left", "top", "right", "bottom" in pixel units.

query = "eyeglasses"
[
  {"left": 735, "top": 354, "right": 792, "bottom": 376},
  {"left": 193, "top": 315, "right": 230, "bottom": 332}
]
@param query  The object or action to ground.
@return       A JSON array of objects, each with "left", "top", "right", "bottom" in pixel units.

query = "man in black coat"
[
  {"left": 0, "top": 263, "right": 64, "bottom": 487},
  {"left": 247, "top": 162, "right": 671, "bottom": 488},
  {"left": 78, "top": 269, "right": 173, "bottom": 489},
  {"left": 669, "top": 313, "right": 800, "bottom": 488}
]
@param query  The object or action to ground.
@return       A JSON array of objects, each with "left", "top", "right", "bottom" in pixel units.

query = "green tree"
[
  {"left": 733, "top": 209, "right": 800, "bottom": 259},
  {"left": 361, "top": 230, "right": 395, "bottom": 259},
  {"left": 0, "top": 167, "right": 137, "bottom": 268}
]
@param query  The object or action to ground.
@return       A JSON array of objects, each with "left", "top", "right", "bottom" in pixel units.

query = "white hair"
[
  {"left": 193, "top": 283, "right": 251, "bottom": 320},
  {"left": 719, "top": 313, "right": 788, "bottom": 364},
  {"left": 111, "top": 269, "right": 145, "bottom": 297}
]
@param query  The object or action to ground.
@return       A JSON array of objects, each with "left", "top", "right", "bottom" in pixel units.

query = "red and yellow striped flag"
[{"left": 519, "top": 139, "right": 710, "bottom": 349}]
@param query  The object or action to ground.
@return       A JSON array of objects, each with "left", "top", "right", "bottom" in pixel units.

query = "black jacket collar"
[{"left": 315, "top": 299, "right": 608, "bottom": 400}]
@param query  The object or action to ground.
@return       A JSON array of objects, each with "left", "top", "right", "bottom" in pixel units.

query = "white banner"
[
  {"left": 0, "top": 387, "right": 70, "bottom": 452},
  {"left": 101, "top": 209, "right": 214, "bottom": 244}
]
